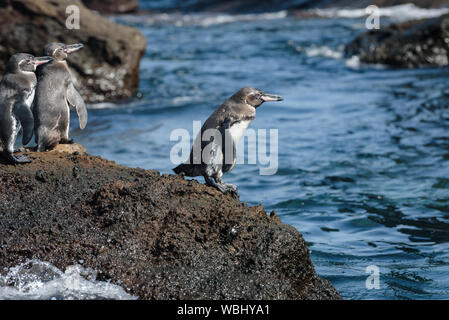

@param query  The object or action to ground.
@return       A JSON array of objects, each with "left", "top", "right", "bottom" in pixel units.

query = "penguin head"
[
  {"left": 234, "top": 87, "right": 283, "bottom": 108},
  {"left": 43, "top": 42, "right": 84, "bottom": 61},
  {"left": 6, "top": 53, "right": 53, "bottom": 73}
]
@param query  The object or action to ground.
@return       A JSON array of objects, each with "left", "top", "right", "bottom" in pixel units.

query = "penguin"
[
  {"left": 173, "top": 87, "right": 283, "bottom": 193},
  {"left": 0, "top": 53, "right": 53, "bottom": 164},
  {"left": 33, "top": 43, "right": 87, "bottom": 152}
]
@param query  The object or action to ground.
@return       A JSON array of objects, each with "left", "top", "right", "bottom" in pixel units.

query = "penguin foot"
[
  {"left": 204, "top": 176, "right": 238, "bottom": 194},
  {"left": 1, "top": 152, "right": 31, "bottom": 164},
  {"left": 213, "top": 183, "right": 234, "bottom": 194},
  {"left": 223, "top": 183, "right": 238, "bottom": 193},
  {"left": 215, "top": 177, "right": 238, "bottom": 194},
  {"left": 220, "top": 183, "right": 238, "bottom": 195}
]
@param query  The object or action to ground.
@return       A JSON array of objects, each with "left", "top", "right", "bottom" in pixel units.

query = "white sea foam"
[
  {"left": 88, "top": 102, "right": 119, "bottom": 109},
  {"left": 304, "top": 45, "right": 344, "bottom": 59},
  {"left": 290, "top": 42, "right": 344, "bottom": 59},
  {"left": 344, "top": 55, "right": 361, "bottom": 69},
  {"left": 115, "top": 10, "right": 287, "bottom": 27},
  {"left": 0, "top": 260, "right": 136, "bottom": 300},
  {"left": 313, "top": 3, "right": 449, "bottom": 22},
  {"left": 289, "top": 42, "right": 383, "bottom": 69}
]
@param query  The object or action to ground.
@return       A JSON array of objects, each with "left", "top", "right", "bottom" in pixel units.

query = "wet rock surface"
[
  {"left": 0, "top": 0, "right": 146, "bottom": 103},
  {"left": 0, "top": 145, "right": 341, "bottom": 299},
  {"left": 345, "top": 14, "right": 449, "bottom": 68}
]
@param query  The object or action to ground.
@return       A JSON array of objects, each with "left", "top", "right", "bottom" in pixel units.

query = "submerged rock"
[
  {"left": 345, "top": 14, "right": 449, "bottom": 68},
  {"left": 0, "top": 145, "right": 341, "bottom": 300},
  {"left": 0, "top": 0, "right": 146, "bottom": 103}
]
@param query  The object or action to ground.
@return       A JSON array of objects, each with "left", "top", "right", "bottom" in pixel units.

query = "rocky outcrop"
[
  {"left": 0, "top": 0, "right": 146, "bottom": 103},
  {"left": 0, "top": 145, "right": 341, "bottom": 300},
  {"left": 82, "top": 0, "right": 138, "bottom": 14},
  {"left": 345, "top": 14, "right": 449, "bottom": 68},
  {"left": 312, "top": 0, "right": 449, "bottom": 9}
]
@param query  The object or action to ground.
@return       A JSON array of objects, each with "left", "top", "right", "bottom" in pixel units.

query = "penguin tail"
[{"left": 173, "top": 163, "right": 193, "bottom": 176}]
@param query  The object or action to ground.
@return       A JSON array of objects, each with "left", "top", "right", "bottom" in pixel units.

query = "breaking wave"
[
  {"left": 115, "top": 11, "right": 287, "bottom": 27},
  {"left": 0, "top": 260, "right": 136, "bottom": 300},
  {"left": 313, "top": 3, "right": 449, "bottom": 22}
]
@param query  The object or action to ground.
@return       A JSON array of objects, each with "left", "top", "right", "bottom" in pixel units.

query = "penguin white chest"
[
  {"left": 228, "top": 120, "right": 252, "bottom": 144},
  {"left": 24, "top": 88, "right": 35, "bottom": 108}
]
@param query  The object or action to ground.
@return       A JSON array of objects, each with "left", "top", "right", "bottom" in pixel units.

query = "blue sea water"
[{"left": 66, "top": 6, "right": 449, "bottom": 299}]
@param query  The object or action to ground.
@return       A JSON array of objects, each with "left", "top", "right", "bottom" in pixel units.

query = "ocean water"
[{"left": 4, "top": 4, "right": 449, "bottom": 300}]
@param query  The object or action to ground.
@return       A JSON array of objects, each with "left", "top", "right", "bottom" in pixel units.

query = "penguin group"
[
  {"left": 0, "top": 43, "right": 86, "bottom": 164},
  {"left": 0, "top": 44, "right": 283, "bottom": 194}
]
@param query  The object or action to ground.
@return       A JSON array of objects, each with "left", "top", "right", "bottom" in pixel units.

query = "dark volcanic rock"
[
  {"left": 82, "top": 0, "right": 138, "bottom": 14},
  {"left": 345, "top": 14, "right": 449, "bottom": 68},
  {"left": 0, "top": 0, "right": 146, "bottom": 103},
  {"left": 0, "top": 145, "right": 341, "bottom": 300},
  {"left": 314, "top": 0, "right": 449, "bottom": 9}
]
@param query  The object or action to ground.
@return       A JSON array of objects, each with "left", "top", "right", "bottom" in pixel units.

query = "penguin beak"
[
  {"left": 64, "top": 43, "right": 84, "bottom": 54},
  {"left": 32, "top": 56, "right": 53, "bottom": 66},
  {"left": 261, "top": 93, "right": 283, "bottom": 102}
]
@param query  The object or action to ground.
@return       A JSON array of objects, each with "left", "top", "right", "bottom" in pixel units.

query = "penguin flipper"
[
  {"left": 13, "top": 102, "right": 34, "bottom": 145},
  {"left": 67, "top": 83, "right": 88, "bottom": 130}
]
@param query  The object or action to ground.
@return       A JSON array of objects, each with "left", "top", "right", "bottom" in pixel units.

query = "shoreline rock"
[
  {"left": 0, "top": 0, "right": 146, "bottom": 103},
  {"left": 310, "top": 0, "right": 449, "bottom": 9},
  {"left": 0, "top": 145, "right": 341, "bottom": 300},
  {"left": 345, "top": 14, "right": 449, "bottom": 68}
]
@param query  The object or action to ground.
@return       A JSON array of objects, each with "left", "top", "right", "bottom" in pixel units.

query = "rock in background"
[
  {"left": 316, "top": 0, "right": 449, "bottom": 9},
  {"left": 345, "top": 14, "right": 449, "bottom": 68},
  {"left": 0, "top": 0, "right": 146, "bottom": 103}
]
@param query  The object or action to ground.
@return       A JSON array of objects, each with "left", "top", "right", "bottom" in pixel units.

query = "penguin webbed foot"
[
  {"left": 204, "top": 175, "right": 238, "bottom": 195},
  {"left": 1, "top": 152, "right": 31, "bottom": 165},
  {"left": 223, "top": 182, "right": 238, "bottom": 193},
  {"left": 217, "top": 178, "right": 238, "bottom": 194}
]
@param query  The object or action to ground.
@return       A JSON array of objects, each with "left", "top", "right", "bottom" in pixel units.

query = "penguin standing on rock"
[
  {"left": 173, "top": 87, "right": 283, "bottom": 193},
  {"left": 33, "top": 43, "right": 87, "bottom": 151},
  {"left": 0, "top": 53, "right": 53, "bottom": 164}
]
